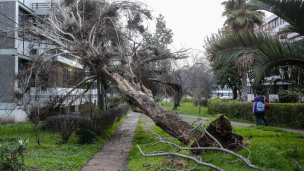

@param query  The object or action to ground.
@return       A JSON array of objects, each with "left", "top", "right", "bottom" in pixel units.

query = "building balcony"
[{"left": 31, "top": 3, "right": 58, "bottom": 9}]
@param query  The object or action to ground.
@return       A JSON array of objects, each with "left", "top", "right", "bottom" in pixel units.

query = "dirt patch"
[{"left": 191, "top": 115, "right": 243, "bottom": 155}]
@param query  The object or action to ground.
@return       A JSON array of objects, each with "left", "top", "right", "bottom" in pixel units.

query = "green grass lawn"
[
  {"left": 158, "top": 102, "right": 210, "bottom": 117},
  {"left": 0, "top": 115, "right": 127, "bottom": 170},
  {"left": 127, "top": 117, "right": 304, "bottom": 171}
]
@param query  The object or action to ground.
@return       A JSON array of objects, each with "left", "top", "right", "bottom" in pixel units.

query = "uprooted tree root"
[
  {"left": 136, "top": 115, "right": 269, "bottom": 171},
  {"left": 191, "top": 115, "right": 243, "bottom": 155}
]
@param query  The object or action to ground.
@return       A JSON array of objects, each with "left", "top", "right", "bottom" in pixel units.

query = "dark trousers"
[
  {"left": 255, "top": 113, "right": 262, "bottom": 125},
  {"left": 260, "top": 112, "right": 268, "bottom": 125}
]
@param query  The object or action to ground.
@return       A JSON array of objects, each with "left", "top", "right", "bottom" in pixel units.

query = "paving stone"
[
  {"left": 80, "top": 112, "right": 140, "bottom": 171},
  {"left": 92, "top": 152, "right": 129, "bottom": 159}
]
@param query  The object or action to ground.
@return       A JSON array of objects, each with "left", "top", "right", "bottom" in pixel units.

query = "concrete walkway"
[
  {"left": 80, "top": 112, "right": 140, "bottom": 171},
  {"left": 178, "top": 114, "right": 304, "bottom": 134}
]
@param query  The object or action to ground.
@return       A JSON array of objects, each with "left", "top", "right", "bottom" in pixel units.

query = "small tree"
[{"left": 212, "top": 63, "right": 242, "bottom": 100}]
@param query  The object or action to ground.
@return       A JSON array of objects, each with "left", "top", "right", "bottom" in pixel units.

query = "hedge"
[
  {"left": 208, "top": 101, "right": 304, "bottom": 128},
  {"left": 42, "top": 104, "right": 130, "bottom": 142},
  {"left": 182, "top": 97, "right": 193, "bottom": 103},
  {"left": 193, "top": 99, "right": 208, "bottom": 107}
]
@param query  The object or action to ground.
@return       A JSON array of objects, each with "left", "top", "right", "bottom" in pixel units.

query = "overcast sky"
[{"left": 138, "top": 0, "right": 272, "bottom": 52}]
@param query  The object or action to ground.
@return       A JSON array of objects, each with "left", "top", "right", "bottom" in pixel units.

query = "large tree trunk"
[
  {"left": 232, "top": 86, "right": 238, "bottom": 100},
  {"left": 97, "top": 78, "right": 105, "bottom": 111},
  {"left": 173, "top": 88, "right": 182, "bottom": 110},
  {"left": 240, "top": 72, "right": 248, "bottom": 102},
  {"left": 102, "top": 66, "right": 202, "bottom": 144}
]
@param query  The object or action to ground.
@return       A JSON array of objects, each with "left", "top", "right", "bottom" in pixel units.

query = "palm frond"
[
  {"left": 209, "top": 32, "right": 272, "bottom": 64},
  {"left": 249, "top": 0, "right": 304, "bottom": 36},
  {"left": 251, "top": 40, "right": 304, "bottom": 85}
]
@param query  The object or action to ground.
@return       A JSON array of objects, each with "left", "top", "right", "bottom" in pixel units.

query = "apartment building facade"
[{"left": 0, "top": 0, "right": 87, "bottom": 123}]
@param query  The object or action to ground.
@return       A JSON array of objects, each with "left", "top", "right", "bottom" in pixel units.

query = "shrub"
[
  {"left": 155, "top": 97, "right": 161, "bottom": 102},
  {"left": 182, "top": 97, "right": 193, "bottom": 103},
  {"left": 208, "top": 101, "right": 304, "bottom": 128},
  {"left": 75, "top": 129, "right": 96, "bottom": 144},
  {"left": 43, "top": 104, "right": 130, "bottom": 142},
  {"left": 0, "top": 140, "right": 28, "bottom": 170},
  {"left": 192, "top": 99, "right": 208, "bottom": 107},
  {"left": 91, "top": 104, "right": 130, "bottom": 136},
  {"left": 43, "top": 115, "right": 92, "bottom": 143},
  {"left": 108, "top": 96, "right": 123, "bottom": 108},
  {"left": 279, "top": 91, "right": 292, "bottom": 103}
]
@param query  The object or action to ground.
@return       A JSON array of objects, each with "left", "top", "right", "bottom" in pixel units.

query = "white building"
[
  {"left": 211, "top": 86, "right": 233, "bottom": 99},
  {"left": 0, "top": 0, "right": 87, "bottom": 123}
]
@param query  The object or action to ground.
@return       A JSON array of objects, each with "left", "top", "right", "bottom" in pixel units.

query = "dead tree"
[{"left": 27, "top": 0, "right": 202, "bottom": 143}]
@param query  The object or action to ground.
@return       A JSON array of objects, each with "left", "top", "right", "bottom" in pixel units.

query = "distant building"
[{"left": 211, "top": 86, "right": 233, "bottom": 99}]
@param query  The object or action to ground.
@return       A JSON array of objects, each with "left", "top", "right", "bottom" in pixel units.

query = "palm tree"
[
  {"left": 248, "top": 0, "right": 304, "bottom": 86},
  {"left": 208, "top": 0, "right": 304, "bottom": 95},
  {"left": 220, "top": 0, "right": 265, "bottom": 101},
  {"left": 222, "top": 0, "right": 265, "bottom": 34},
  {"left": 249, "top": 0, "right": 304, "bottom": 36}
]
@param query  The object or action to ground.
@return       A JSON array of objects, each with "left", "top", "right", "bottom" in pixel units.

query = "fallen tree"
[{"left": 25, "top": 0, "right": 202, "bottom": 143}]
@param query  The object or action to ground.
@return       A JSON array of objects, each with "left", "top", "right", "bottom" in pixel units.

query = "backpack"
[
  {"left": 264, "top": 101, "right": 270, "bottom": 109},
  {"left": 256, "top": 101, "right": 265, "bottom": 112}
]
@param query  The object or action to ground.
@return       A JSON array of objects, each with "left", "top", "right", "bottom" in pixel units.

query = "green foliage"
[
  {"left": 0, "top": 140, "right": 29, "bottom": 170},
  {"left": 182, "top": 97, "right": 193, "bottom": 103},
  {"left": 222, "top": 0, "right": 265, "bottom": 33},
  {"left": 155, "top": 97, "right": 161, "bottom": 102},
  {"left": 208, "top": 101, "right": 304, "bottom": 128},
  {"left": 212, "top": 63, "right": 241, "bottom": 98},
  {"left": 91, "top": 104, "right": 130, "bottom": 136},
  {"left": 192, "top": 99, "right": 208, "bottom": 107},
  {"left": 158, "top": 102, "right": 210, "bottom": 117},
  {"left": 108, "top": 96, "right": 123, "bottom": 107},
  {"left": 76, "top": 129, "right": 96, "bottom": 144},
  {"left": 0, "top": 116, "right": 127, "bottom": 171},
  {"left": 249, "top": 0, "right": 304, "bottom": 36},
  {"left": 142, "top": 14, "right": 173, "bottom": 50},
  {"left": 279, "top": 91, "right": 292, "bottom": 103}
]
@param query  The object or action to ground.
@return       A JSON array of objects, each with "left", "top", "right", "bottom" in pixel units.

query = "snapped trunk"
[{"left": 102, "top": 66, "right": 202, "bottom": 144}]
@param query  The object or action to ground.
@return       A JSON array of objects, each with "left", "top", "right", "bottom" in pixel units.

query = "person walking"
[
  {"left": 257, "top": 92, "right": 268, "bottom": 126},
  {"left": 253, "top": 96, "right": 262, "bottom": 126}
]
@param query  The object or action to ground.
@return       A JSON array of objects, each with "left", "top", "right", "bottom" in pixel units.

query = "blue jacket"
[{"left": 253, "top": 96, "right": 260, "bottom": 113}]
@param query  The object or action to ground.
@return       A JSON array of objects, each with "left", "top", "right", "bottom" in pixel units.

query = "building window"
[{"left": 30, "top": 49, "right": 38, "bottom": 56}]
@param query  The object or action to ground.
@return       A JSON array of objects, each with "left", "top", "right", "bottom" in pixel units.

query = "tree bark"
[
  {"left": 173, "top": 85, "right": 183, "bottom": 110},
  {"left": 240, "top": 72, "right": 248, "bottom": 102},
  {"left": 102, "top": 66, "right": 202, "bottom": 144},
  {"left": 97, "top": 78, "right": 105, "bottom": 111},
  {"left": 233, "top": 86, "right": 238, "bottom": 100}
]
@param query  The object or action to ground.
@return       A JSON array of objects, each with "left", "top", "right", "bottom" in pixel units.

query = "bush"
[
  {"left": 43, "top": 115, "right": 92, "bottom": 143},
  {"left": 182, "top": 97, "right": 193, "bottom": 103},
  {"left": 0, "top": 140, "right": 28, "bottom": 170},
  {"left": 155, "top": 97, "right": 161, "bottom": 102},
  {"left": 192, "top": 99, "right": 208, "bottom": 107},
  {"left": 91, "top": 104, "right": 130, "bottom": 136},
  {"left": 76, "top": 129, "right": 96, "bottom": 144},
  {"left": 208, "top": 101, "right": 304, "bottom": 128},
  {"left": 213, "top": 96, "right": 219, "bottom": 99},
  {"left": 43, "top": 104, "right": 130, "bottom": 142},
  {"left": 108, "top": 96, "right": 123, "bottom": 108}
]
